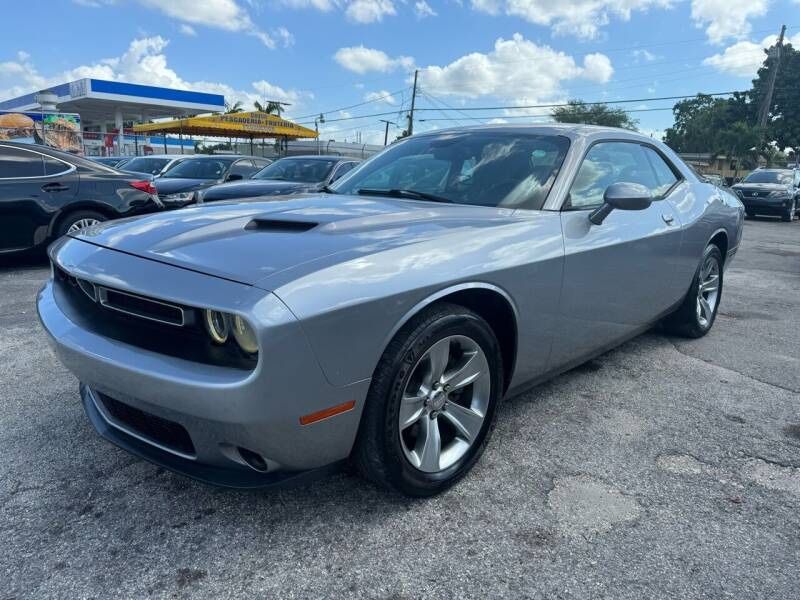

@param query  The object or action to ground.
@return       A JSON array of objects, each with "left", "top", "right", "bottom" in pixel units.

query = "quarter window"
[
  {"left": 642, "top": 147, "right": 679, "bottom": 196},
  {"left": 0, "top": 146, "right": 45, "bottom": 178},
  {"left": 567, "top": 141, "right": 676, "bottom": 209},
  {"left": 43, "top": 156, "right": 72, "bottom": 176}
]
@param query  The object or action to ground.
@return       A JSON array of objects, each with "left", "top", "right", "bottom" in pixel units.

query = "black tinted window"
[
  {"left": 333, "top": 132, "right": 570, "bottom": 209},
  {"left": 0, "top": 147, "right": 45, "bottom": 178},
  {"left": 743, "top": 170, "right": 792, "bottom": 184},
  {"left": 43, "top": 156, "right": 71, "bottom": 176}
]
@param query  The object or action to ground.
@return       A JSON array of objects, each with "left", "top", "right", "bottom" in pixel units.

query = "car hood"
[
  {"left": 202, "top": 180, "right": 317, "bottom": 201},
  {"left": 67, "top": 194, "right": 520, "bottom": 288},
  {"left": 155, "top": 177, "right": 220, "bottom": 195},
  {"left": 732, "top": 182, "right": 791, "bottom": 193}
]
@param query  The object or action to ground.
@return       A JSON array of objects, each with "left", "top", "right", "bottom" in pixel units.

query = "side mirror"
[
  {"left": 226, "top": 173, "right": 244, "bottom": 182},
  {"left": 589, "top": 182, "right": 653, "bottom": 225}
]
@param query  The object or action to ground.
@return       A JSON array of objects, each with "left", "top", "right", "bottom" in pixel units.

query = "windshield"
[
  {"left": 743, "top": 171, "right": 792, "bottom": 185},
  {"left": 163, "top": 158, "right": 232, "bottom": 179},
  {"left": 331, "top": 131, "right": 570, "bottom": 209},
  {"left": 123, "top": 157, "right": 172, "bottom": 175},
  {"left": 253, "top": 158, "right": 338, "bottom": 183}
]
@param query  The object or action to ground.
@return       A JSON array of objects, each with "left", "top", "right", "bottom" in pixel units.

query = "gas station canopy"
[{"left": 133, "top": 111, "right": 318, "bottom": 140}]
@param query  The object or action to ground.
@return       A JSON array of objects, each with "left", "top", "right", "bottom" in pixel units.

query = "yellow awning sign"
[{"left": 132, "top": 111, "right": 318, "bottom": 139}]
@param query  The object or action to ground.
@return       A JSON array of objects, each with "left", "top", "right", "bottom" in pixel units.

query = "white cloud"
[
  {"left": 417, "top": 34, "right": 613, "bottom": 103},
  {"left": 179, "top": 24, "right": 197, "bottom": 36},
  {"left": 0, "top": 37, "right": 310, "bottom": 114},
  {"left": 632, "top": 49, "right": 657, "bottom": 62},
  {"left": 703, "top": 33, "right": 800, "bottom": 76},
  {"left": 582, "top": 53, "right": 614, "bottom": 83},
  {"left": 136, "top": 0, "right": 284, "bottom": 48},
  {"left": 414, "top": 1, "right": 437, "bottom": 17},
  {"left": 346, "top": 0, "right": 396, "bottom": 22},
  {"left": 471, "top": 0, "right": 672, "bottom": 39},
  {"left": 364, "top": 90, "right": 398, "bottom": 104},
  {"left": 690, "top": 0, "right": 768, "bottom": 44},
  {"left": 333, "top": 46, "right": 414, "bottom": 73},
  {"left": 279, "top": 0, "right": 336, "bottom": 9}
]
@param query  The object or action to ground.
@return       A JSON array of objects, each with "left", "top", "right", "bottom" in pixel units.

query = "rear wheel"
[
  {"left": 353, "top": 303, "right": 503, "bottom": 496},
  {"left": 57, "top": 210, "right": 106, "bottom": 237},
  {"left": 663, "top": 244, "right": 723, "bottom": 338}
]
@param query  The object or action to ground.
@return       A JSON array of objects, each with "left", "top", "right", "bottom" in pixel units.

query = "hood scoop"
[{"left": 244, "top": 218, "right": 318, "bottom": 233}]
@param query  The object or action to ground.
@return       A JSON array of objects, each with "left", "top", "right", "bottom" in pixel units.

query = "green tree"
[
  {"left": 663, "top": 94, "right": 752, "bottom": 153},
  {"left": 224, "top": 101, "right": 244, "bottom": 114},
  {"left": 551, "top": 100, "right": 638, "bottom": 130},
  {"left": 715, "top": 121, "right": 761, "bottom": 178},
  {"left": 254, "top": 100, "right": 285, "bottom": 116},
  {"left": 751, "top": 41, "right": 800, "bottom": 150}
]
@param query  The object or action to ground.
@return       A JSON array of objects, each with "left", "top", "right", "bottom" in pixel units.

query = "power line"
[{"left": 294, "top": 88, "right": 410, "bottom": 120}]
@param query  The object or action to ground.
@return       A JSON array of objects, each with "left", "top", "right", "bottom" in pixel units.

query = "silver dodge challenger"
[{"left": 38, "top": 125, "right": 744, "bottom": 496}]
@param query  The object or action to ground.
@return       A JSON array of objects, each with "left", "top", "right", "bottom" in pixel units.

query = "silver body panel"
[{"left": 37, "top": 125, "right": 744, "bottom": 483}]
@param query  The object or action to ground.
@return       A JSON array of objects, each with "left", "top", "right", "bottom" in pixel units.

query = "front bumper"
[
  {"left": 740, "top": 197, "right": 793, "bottom": 213},
  {"left": 80, "top": 384, "right": 345, "bottom": 489},
  {"left": 38, "top": 239, "right": 371, "bottom": 487}
]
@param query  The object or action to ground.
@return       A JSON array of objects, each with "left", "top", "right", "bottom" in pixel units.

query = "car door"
[
  {"left": 550, "top": 140, "right": 685, "bottom": 368},
  {"left": 0, "top": 145, "right": 77, "bottom": 252}
]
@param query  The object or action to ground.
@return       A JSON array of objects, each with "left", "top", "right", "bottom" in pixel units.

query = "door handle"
[
  {"left": 662, "top": 213, "right": 675, "bottom": 225},
  {"left": 41, "top": 182, "right": 70, "bottom": 192}
]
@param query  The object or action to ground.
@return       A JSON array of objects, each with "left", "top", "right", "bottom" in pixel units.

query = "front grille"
[
  {"left": 97, "top": 392, "right": 195, "bottom": 456},
  {"left": 99, "top": 287, "right": 185, "bottom": 326},
  {"left": 52, "top": 263, "right": 256, "bottom": 371}
]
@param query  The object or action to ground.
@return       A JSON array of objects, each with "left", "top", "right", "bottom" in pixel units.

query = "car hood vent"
[{"left": 244, "top": 218, "right": 318, "bottom": 233}]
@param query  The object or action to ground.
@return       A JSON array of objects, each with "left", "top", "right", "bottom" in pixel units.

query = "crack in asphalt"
[{"left": 667, "top": 340, "right": 800, "bottom": 395}]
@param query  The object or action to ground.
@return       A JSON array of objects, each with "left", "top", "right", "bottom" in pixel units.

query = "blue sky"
[{"left": 1, "top": 0, "right": 797, "bottom": 144}]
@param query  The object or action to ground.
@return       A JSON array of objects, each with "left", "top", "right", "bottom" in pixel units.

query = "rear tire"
[
  {"left": 57, "top": 210, "right": 106, "bottom": 237},
  {"left": 353, "top": 303, "right": 503, "bottom": 497},
  {"left": 663, "top": 244, "right": 723, "bottom": 338}
]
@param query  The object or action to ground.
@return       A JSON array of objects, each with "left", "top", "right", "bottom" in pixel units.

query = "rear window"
[{"left": 123, "top": 157, "right": 171, "bottom": 175}]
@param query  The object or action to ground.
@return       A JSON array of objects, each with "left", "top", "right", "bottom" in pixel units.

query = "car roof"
[
  {"left": 277, "top": 155, "right": 353, "bottom": 161},
  {"left": 412, "top": 123, "right": 659, "bottom": 142}
]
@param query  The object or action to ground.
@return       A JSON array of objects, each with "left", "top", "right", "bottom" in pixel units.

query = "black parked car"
[
  {"left": 0, "top": 142, "right": 162, "bottom": 256},
  {"left": 732, "top": 168, "right": 800, "bottom": 221},
  {"left": 154, "top": 155, "right": 272, "bottom": 207},
  {"left": 198, "top": 155, "right": 359, "bottom": 203},
  {"left": 91, "top": 156, "right": 130, "bottom": 168}
]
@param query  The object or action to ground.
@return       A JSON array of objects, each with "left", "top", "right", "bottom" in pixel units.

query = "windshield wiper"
[{"left": 357, "top": 188, "right": 453, "bottom": 204}]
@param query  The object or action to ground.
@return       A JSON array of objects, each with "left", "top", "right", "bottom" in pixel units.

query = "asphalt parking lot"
[{"left": 1, "top": 218, "right": 799, "bottom": 599}]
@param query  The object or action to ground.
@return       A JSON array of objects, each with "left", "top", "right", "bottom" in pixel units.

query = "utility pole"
[
  {"left": 407, "top": 70, "right": 419, "bottom": 137},
  {"left": 379, "top": 119, "right": 396, "bottom": 145},
  {"left": 757, "top": 25, "right": 786, "bottom": 130}
]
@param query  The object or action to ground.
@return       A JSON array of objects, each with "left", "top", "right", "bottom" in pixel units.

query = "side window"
[
  {"left": 229, "top": 160, "right": 255, "bottom": 177},
  {"left": 642, "top": 147, "right": 679, "bottom": 196},
  {"left": 794, "top": 171, "right": 800, "bottom": 187},
  {"left": 0, "top": 147, "right": 45, "bottom": 178},
  {"left": 330, "top": 162, "right": 355, "bottom": 182},
  {"left": 43, "top": 156, "right": 72, "bottom": 176},
  {"left": 253, "top": 159, "right": 270, "bottom": 170},
  {"left": 567, "top": 142, "right": 660, "bottom": 209}
]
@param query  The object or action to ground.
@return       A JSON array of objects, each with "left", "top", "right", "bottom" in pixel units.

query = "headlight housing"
[
  {"left": 203, "top": 309, "right": 258, "bottom": 355},
  {"left": 162, "top": 191, "right": 195, "bottom": 202},
  {"left": 768, "top": 190, "right": 790, "bottom": 198}
]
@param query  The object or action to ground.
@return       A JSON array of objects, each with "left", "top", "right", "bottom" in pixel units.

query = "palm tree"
[
  {"left": 225, "top": 101, "right": 244, "bottom": 114},
  {"left": 254, "top": 100, "right": 284, "bottom": 116}
]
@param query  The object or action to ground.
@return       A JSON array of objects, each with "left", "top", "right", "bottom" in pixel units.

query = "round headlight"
[
  {"left": 232, "top": 315, "right": 258, "bottom": 355},
  {"left": 204, "top": 310, "right": 230, "bottom": 344}
]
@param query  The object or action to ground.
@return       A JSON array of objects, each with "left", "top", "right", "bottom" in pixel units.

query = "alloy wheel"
[
  {"left": 66, "top": 218, "right": 102, "bottom": 234},
  {"left": 398, "top": 335, "right": 491, "bottom": 473},
  {"left": 696, "top": 255, "right": 720, "bottom": 328}
]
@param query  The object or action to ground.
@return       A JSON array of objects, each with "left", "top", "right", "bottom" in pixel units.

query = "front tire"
[
  {"left": 353, "top": 303, "right": 503, "bottom": 497},
  {"left": 782, "top": 200, "right": 796, "bottom": 222},
  {"left": 663, "top": 244, "right": 723, "bottom": 338}
]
